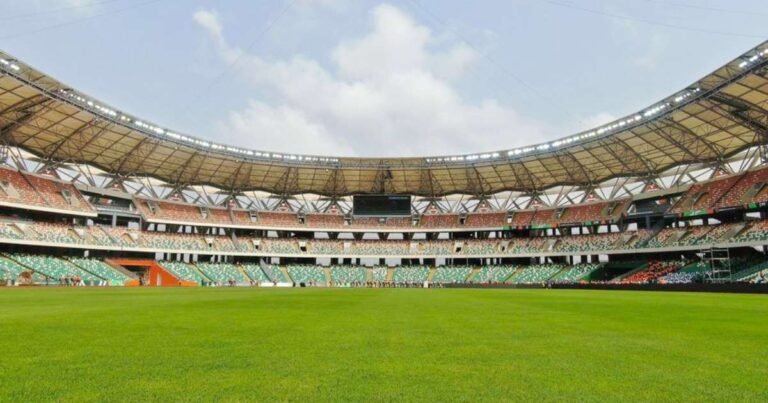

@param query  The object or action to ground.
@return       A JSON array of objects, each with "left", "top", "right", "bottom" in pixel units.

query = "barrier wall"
[{"left": 445, "top": 282, "right": 768, "bottom": 294}]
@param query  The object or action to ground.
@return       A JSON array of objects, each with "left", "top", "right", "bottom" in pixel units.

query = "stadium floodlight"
[
  {"left": 1, "top": 59, "right": 21, "bottom": 71},
  {"left": 738, "top": 48, "right": 768, "bottom": 69}
]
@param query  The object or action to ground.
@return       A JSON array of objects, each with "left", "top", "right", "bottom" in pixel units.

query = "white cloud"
[
  {"left": 194, "top": 4, "right": 552, "bottom": 157},
  {"left": 221, "top": 100, "right": 353, "bottom": 155},
  {"left": 193, "top": 9, "right": 225, "bottom": 47}
]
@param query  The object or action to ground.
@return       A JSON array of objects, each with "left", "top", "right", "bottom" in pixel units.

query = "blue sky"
[{"left": 1, "top": 0, "right": 766, "bottom": 157}]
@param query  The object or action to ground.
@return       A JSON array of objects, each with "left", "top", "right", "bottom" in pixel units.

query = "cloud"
[
  {"left": 194, "top": 4, "right": 552, "bottom": 157},
  {"left": 192, "top": 9, "right": 225, "bottom": 47},
  {"left": 219, "top": 100, "right": 354, "bottom": 156}
]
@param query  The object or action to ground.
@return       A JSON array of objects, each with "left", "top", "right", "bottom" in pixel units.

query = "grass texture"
[{"left": 0, "top": 288, "right": 766, "bottom": 402}]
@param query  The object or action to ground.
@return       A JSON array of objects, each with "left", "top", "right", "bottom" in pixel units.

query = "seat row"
[
  {"left": 3, "top": 220, "right": 768, "bottom": 255},
  {"left": 0, "top": 167, "right": 94, "bottom": 214}
]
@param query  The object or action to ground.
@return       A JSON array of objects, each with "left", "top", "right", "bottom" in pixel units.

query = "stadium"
[{"left": 0, "top": 6, "right": 767, "bottom": 401}]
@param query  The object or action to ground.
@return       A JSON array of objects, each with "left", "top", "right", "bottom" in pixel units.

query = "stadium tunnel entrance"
[{"left": 107, "top": 258, "right": 195, "bottom": 287}]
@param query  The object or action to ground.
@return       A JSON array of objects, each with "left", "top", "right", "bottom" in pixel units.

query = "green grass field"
[{"left": 0, "top": 288, "right": 766, "bottom": 402}]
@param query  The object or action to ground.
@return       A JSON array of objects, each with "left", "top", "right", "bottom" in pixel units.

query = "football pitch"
[{"left": 0, "top": 288, "right": 766, "bottom": 402}]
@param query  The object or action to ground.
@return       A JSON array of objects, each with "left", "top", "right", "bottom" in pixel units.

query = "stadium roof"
[{"left": 0, "top": 41, "right": 766, "bottom": 197}]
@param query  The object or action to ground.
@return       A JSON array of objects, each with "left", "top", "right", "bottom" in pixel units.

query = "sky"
[{"left": 1, "top": 0, "right": 766, "bottom": 157}]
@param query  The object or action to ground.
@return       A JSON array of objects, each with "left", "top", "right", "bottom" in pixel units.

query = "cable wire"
[{"left": 543, "top": 0, "right": 764, "bottom": 39}]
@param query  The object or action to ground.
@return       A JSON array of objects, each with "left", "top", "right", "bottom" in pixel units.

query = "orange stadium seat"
[
  {"left": 671, "top": 174, "right": 742, "bottom": 214},
  {"left": 464, "top": 212, "right": 506, "bottom": 228},
  {"left": 258, "top": 212, "right": 300, "bottom": 227},
  {"left": 419, "top": 214, "right": 459, "bottom": 228},
  {"left": 306, "top": 213, "right": 345, "bottom": 228},
  {"left": 716, "top": 166, "right": 768, "bottom": 209}
]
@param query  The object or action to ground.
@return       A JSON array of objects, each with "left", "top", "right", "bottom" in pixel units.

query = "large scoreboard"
[{"left": 352, "top": 195, "right": 411, "bottom": 216}]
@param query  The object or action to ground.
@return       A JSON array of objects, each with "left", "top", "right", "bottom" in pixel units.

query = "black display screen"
[
  {"left": 634, "top": 198, "right": 671, "bottom": 214},
  {"left": 353, "top": 195, "right": 411, "bottom": 216}
]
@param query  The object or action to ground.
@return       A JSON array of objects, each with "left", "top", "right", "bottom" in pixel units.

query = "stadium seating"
[
  {"left": 0, "top": 255, "right": 46, "bottom": 282},
  {"left": 604, "top": 199, "right": 631, "bottom": 221},
  {"left": 548, "top": 264, "right": 601, "bottom": 283},
  {"left": 261, "top": 264, "right": 290, "bottom": 283},
  {"left": 231, "top": 210, "right": 256, "bottom": 226},
  {"left": 731, "top": 260, "right": 768, "bottom": 281},
  {"left": 99, "top": 226, "right": 138, "bottom": 247},
  {"left": 657, "top": 262, "right": 709, "bottom": 284},
  {"left": 431, "top": 265, "right": 472, "bottom": 283},
  {"left": 618, "top": 261, "right": 683, "bottom": 284},
  {"left": 349, "top": 217, "right": 412, "bottom": 228},
  {"left": 234, "top": 238, "right": 255, "bottom": 252},
  {"left": 351, "top": 241, "right": 409, "bottom": 256},
  {"left": 0, "top": 222, "right": 22, "bottom": 240},
  {"left": 748, "top": 270, "right": 768, "bottom": 284},
  {"left": 530, "top": 209, "right": 557, "bottom": 227},
  {"left": 138, "top": 232, "right": 208, "bottom": 251},
  {"left": 9, "top": 254, "right": 103, "bottom": 283},
  {"left": 146, "top": 200, "right": 202, "bottom": 222},
  {"left": 732, "top": 220, "right": 768, "bottom": 243},
  {"left": 158, "top": 261, "right": 208, "bottom": 283},
  {"left": 80, "top": 226, "right": 119, "bottom": 246},
  {"left": 392, "top": 266, "right": 429, "bottom": 283},
  {"left": 506, "top": 264, "right": 563, "bottom": 284},
  {"left": 208, "top": 236, "right": 239, "bottom": 252},
  {"left": 240, "top": 264, "right": 271, "bottom": 283},
  {"left": 70, "top": 258, "right": 130, "bottom": 285},
  {"left": 195, "top": 262, "right": 249, "bottom": 285},
  {"left": 330, "top": 266, "right": 367, "bottom": 285},
  {"left": 463, "top": 240, "right": 499, "bottom": 255},
  {"left": 262, "top": 239, "right": 301, "bottom": 254},
  {"left": 286, "top": 264, "right": 327, "bottom": 285},
  {"left": 673, "top": 226, "right": 715, "bottom": 246},
  {"left": 419, "top": 214, "right": 459, "bottom": 228},
  {"left": 31, "top": 222, "right": 83, "bottom": 244},
  {"left": 645, "top": 228, "right": 686, "bottom": 248},
  {"left": 624, "top": 229, "right": 654, "bottom": 249},
  {"left": 510, "top": 210, "right": 535, "bottom": 228},
  {"left": 370, "top": 266, "right": 388, "bottom": 282},
  {"left": 670, "top": 175, "right": 741, "bottom": 214},
  {"left": 306, "top": 213, "right": 345, "bottom": 228},
  {"left": 207, "top": 208, "right": 232, "bottom": 225},
  {"left": 415, "top": 240, "right": 453, "bottom": 255},
  {"left": 521, "top": 237, "right": 554, "bottom": 253},
  {"left": 557, "top": 202, "right": 605, "bottom": 225},
  {"left": 0, "top": 167, "right": 94, "bottom": 214},
  {"left": 554, "top": 233, "right": 622, "bottom": 252},
  {"left": 308, "top": 240, "right": 344, "bottom": 255},
  {"left": 0, "top": 167, "right": 48, "bottom": 207},
  {"left": 473, "top": 265, "right": 517, "bottom": 283},
  {"left": 716, "top": 166, "right": 768, "bottom": 208},
  {"left": 22, "top": 173, "right": 95, "bottom": 213},
  {"left": 464, "top": 212, "right": 506, "bottom": 228},
  {"left": 258, "top": 212, "right": 299, "bottom": 227},
  {"left": 504, "top": 238, "right": 533, "bottom": 253},
  {"left": 691, "top": 224, "right": 733, "bottom": 245},
  {"left": 555, "top": 199, "right": 629, "bottom": 226},
  {"left": 1, "top": 214, "right": 767, "bottom": 261}
]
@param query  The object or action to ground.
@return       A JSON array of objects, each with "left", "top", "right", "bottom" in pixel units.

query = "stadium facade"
[{"left": 0, "top": 41, "right": 767, "bottom": 287}]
